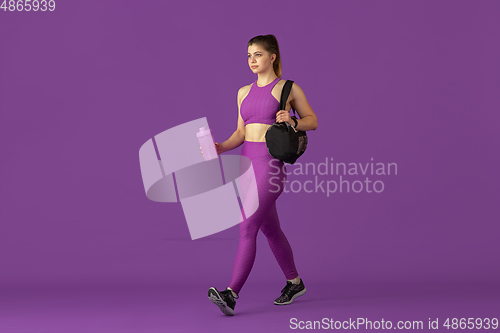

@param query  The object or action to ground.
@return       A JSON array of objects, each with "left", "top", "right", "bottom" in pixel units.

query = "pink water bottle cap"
[{"left": 197, "top": 127, "right": 210, "bottom": 137}]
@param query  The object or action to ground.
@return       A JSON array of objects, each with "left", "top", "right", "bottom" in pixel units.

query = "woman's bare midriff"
[{"left": 244, "top": 123, "right": 271, "bottom": 142}]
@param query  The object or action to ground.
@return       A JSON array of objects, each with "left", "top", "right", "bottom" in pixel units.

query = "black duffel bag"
[{"left": 265, "top": 80, "right": 308, "bottom": 164}]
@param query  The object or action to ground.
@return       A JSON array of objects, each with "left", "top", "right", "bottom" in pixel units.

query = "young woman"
[{"left": 205, "top": 34, "right": 318, "bottom": 316}]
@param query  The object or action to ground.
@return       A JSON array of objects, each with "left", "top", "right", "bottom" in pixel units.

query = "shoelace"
[
  {"left": 225, "top": 289, "right": 239, "bottom": 300},
  {"left": 222, "top": 290, "right": 235, "bottom": 301},
  {"left": 280, "top": 281, "right": 293, "bottom": 294}
]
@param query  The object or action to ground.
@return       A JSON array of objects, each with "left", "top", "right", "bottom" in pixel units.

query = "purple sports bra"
[{"left": 240, "top": 77, "right": 282, "bottom": 126}]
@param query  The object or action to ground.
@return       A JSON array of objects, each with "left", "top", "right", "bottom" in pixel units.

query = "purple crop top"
[{"left": 240, "top": 77, "right": 282, "bottom": 125}]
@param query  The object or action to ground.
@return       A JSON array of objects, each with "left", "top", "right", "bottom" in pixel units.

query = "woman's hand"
[
  {"left": 214, "top": 142, "right": 224, "bottom": 155},
  {"left": 276, "top": 110, "right": 293, "bottom": 125},
  {"left": 199, "top": 142, "right": 224, "bottom": 157}
]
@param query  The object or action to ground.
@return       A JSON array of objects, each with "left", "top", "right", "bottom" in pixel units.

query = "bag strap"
[{"left": 279, "top": 80, "right": 297, "bottom": 117}]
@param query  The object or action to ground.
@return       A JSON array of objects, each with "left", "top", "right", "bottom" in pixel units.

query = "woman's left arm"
[
  {"left": 276, "top": 83, "right": 318, "bottom": 131},
  {"left": 291, "top": 83, "right": 318, "bottom": 131}
]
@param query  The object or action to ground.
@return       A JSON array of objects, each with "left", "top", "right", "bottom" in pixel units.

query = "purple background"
[{"left": 1, "top": 0, "right": 499, "bottom": 332}]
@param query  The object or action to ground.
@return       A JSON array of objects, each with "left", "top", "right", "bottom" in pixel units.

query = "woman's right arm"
[{"left": 217, "top": 87, "right": 246, "bottom": 154}]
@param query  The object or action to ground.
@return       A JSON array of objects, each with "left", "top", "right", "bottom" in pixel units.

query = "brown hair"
[{"left": 248, "top": 34, "right": 282, "bottom": 78}]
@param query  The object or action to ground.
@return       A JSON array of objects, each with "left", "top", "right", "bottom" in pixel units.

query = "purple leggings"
[{"left": 228, "top": 140, "right": 298, "bottom": 295}]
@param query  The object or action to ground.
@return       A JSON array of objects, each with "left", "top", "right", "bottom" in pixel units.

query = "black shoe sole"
[{"left": 208, "top": 287, "right": 234, "bottom": 316}]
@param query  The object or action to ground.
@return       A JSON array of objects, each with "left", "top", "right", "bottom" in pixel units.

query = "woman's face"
[{"left": 247, "top": 44, "right": 275, "bottom": 74}]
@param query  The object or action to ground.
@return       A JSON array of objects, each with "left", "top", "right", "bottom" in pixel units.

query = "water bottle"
[{"left": 197, "top": 127, "right": 217, "bottom": 161}]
